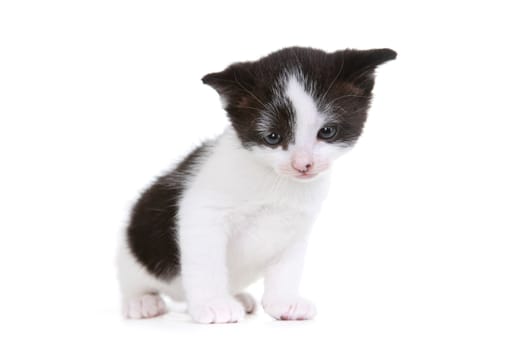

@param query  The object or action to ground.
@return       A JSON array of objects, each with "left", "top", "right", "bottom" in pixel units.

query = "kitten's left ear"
[{"left": 336, "top": 48, "right": 397, "bottom": 93}]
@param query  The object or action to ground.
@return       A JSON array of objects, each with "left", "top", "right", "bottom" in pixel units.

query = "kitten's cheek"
[{"left": 311, "top": 161, "right": 331, "bottom": 174}]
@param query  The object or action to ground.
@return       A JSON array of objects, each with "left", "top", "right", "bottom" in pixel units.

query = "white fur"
[
  {"left": 285, "top": 75, "right": 321, "bottom": 149},
  {"left": 177, "top": 128, "right": 330, "bottom": 323},
  {"left": 118, "top": 74, "right": 348, "bottom": 323}
]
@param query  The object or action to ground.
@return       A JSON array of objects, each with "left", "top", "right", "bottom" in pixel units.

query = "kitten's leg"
[
  {"left": 117, "top": 244, "right": 168, "bottom": 319},
  {"left": 179, "top": 212, "right": 244, "bottom": 324},
  {"left": 262, "top": 239, "right": 317, "bottom": 321}
]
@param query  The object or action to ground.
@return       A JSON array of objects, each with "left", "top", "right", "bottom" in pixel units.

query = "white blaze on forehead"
[{"left": 285, "top": 75, "right": 323, "bottom": 148}]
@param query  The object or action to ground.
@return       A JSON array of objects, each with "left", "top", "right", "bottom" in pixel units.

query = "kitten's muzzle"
[
  {"left": 293, "top": 162, "right": 312, "bottom": 174},
  {"left": 290, "top": 151, "right": 317, "bottom": 179},
  {"left": 292, "top": 152, "right": 314, "bottom": 173}
]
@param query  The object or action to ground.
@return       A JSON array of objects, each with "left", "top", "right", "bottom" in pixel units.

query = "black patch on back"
[
  {"left": 126, "top": 143, "right": 211, "bottom": 281},
  {"left": 202, "top": 47, "right": 396, "bottom": 148}
]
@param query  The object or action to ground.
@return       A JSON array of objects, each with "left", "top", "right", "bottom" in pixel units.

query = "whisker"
[
  {"left": 207, "top": 75, "right": 268, "bottom": 110},
  {"left": 327, "top": 93, "right": 370, "bottom": 105},
  {"left": 325, "top": 103, "right": 370, "bottom": 117},
  {"left": 320, "top": 58, "right": 345, "bottom": 104},
  {"left": 233, "top": 72, "right": 266, "bottom": 109},
  {"left": 235, "top": 105, "right": 264, "bottom": 112}
]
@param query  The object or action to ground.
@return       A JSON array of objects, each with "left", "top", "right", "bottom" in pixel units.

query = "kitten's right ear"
[
  {"left": 202, "top": 63, "right": 255, "bottom": 101},
  {"left": 201, "top": 70, "right": 229, "bottom": 93}
]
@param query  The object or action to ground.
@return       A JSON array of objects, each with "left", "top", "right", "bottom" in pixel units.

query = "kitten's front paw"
[
  {"left": 189, "top": 297, "right": 245, "bottom": 324},
  {"left": 124, "top": 294, "right": 167, "bottom": 319},
  {"left": 262, "top": 297, "right": 317, "bottom": 321}
]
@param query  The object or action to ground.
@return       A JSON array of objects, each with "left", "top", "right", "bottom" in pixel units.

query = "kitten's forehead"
[
  {"left": 256, "top": 70, "right": 353, "bottom": 150},
  {"left": 284, "top": 74, "right": 324, "bottom": 148},
  {"left": 255, "top": 72, "right": 324, "bottom": 149},
  {"left": 284, "top": 74, "right": 317, "bottom": 123}
]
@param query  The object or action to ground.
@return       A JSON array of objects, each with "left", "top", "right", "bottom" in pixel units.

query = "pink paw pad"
[{"left": 263, "top": 297, "right": 317, "bottom": 321}]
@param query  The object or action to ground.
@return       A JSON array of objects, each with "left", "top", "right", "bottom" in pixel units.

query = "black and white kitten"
[{"left": 117, "top": 47, "right": 396, "bottom": 323}]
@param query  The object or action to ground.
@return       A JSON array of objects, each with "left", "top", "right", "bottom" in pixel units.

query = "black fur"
[
  {"left": 203, "top": 47, "right": 396, "bottom": 148},
  {"left": 126, "top": 143, "right": 211, "bottom": 281}
]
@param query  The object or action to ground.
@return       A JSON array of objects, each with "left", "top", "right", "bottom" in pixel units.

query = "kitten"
[{"left": 117, "top": 46, "right": 396, "bottom": 323}]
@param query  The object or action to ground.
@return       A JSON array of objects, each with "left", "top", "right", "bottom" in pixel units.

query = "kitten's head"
[{"left": 203, "top": 47, "right": 396, "bottom": 181}]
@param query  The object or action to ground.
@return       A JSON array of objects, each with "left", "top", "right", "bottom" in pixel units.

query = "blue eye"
[
  {"left": 263, "top": 132, "right": 282, "bottom": 146},
  {"left": 317, "top": 126, "right": 337, "bottom": 140}
]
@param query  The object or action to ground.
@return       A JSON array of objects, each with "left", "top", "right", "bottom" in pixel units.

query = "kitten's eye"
[
  {"left": 263, "top": 132, "right": 282, "bottom": 146},
  {"left": 317, "top": 126, "right": 337, "bottom": 140}
]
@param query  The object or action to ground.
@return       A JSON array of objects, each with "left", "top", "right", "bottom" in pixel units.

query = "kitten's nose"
[{"left": 292, "top": 154, "right": 314, "bottom": 174}]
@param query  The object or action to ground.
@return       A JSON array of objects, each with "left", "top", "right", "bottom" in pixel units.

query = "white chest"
[{"left": 224, "top": 201, "right": 318, "bottom": 291}]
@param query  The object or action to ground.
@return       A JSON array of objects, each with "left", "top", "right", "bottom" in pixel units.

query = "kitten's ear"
[
  {"left": 202, "top": 63, "right": 255, "bottom": 102},
  {"left": 336, "top": 48, "right": 397, "bottom": 93}
]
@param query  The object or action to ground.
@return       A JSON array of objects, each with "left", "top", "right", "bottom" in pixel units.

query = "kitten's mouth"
[
  {"left": 295, "top": 172, "right": 318, "bottom": 180},
  {"left": 276, "top": 165, "right": 328, "bottom": 181},
  {"left": 276, "top": 167, "right": 329, "bottom": 181},
  {"left": 276, "top": 169, "right": 320, "bottom": 181}
]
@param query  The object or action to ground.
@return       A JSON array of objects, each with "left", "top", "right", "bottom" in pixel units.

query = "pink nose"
[{"left": 292, "top": 156, "right": 314, "bottom": 174}]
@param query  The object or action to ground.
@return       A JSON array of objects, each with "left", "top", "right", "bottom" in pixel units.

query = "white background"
[{"left": 0, "top": 1, "right": 524, "bottom": 349}]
